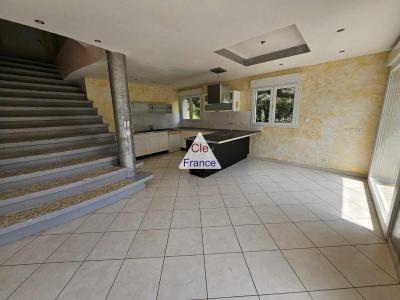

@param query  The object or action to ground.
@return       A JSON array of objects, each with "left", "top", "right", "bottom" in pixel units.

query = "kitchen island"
[{"left": 185, "top": 130, "right": 261, "bottom": 177}]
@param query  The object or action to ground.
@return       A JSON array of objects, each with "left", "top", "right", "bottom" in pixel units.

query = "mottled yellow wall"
[
  {"left": 233, "top": 52, "right": 388, "bottom": 175},
  {"left": 84, "top": 78, "right": 179, "bottom": 132}
]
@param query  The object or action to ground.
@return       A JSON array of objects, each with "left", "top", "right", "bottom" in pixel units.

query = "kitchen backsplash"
[
  {"left": 180, "top": 111, "right": 259, "bottom": 131},
  {"left": 132, "top": 111, "right": 180, "bottom": 132}
]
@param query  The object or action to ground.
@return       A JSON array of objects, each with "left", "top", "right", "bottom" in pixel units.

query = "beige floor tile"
[
  {"left": 88, "top": 231, "right": 135, "bottom": 260},
  {"left": 309, "top": 288, "right": 363, "bottom": 300},
  {"left": 107, "top": 258, "right": 163, "bottom": 300},
  {"left": 245, "top": 251, "right": 305, "bottom": 294},
  {"left": 95, "top": 198, "right": 128, "bottom": 213},
  {"left": 283, "top": 248, "right": 351, "bottom": 290},
  {"left": 223, "top": 194, "right": 250, "bottom": 207},
  {"left": 203, "top": 226, "right": 240, "bottom": 254},
  {"left": 245, "top": 192, "right": 276, "bottom": 206},
  {"left": 199, "top": 185, "right": 220, "bottom": 195},
  {"left": 296, "top": 221, "right": 348, "bottom": 247},
  {"left": 126, "top": 229, "right": 168, "bottom": 258},
  {"left": 320, "top": 246, "right": 397, "bottom": 286},
  {"left": 199, "top": 194, "right": 225, "bottom": 208},
  {"left": 108, "top": 212, "right": 145, "bottom": 231},
  {"left": 289, "top": 191, "right": 322, "bottom": 204},
  {"left": 75, "top": 213, "right": 116, "bottom": 233},
  {"left": 265, "top": 223, "right": 313, "bottom": 249},
  {"left": 47, "top": 233, "right": 102, "bottom": 262},
  {"left": 254, "top": 206, "right": 291, "bottom": 223},
  {"left": 201, "top": 208, "right": 231, "bottom": 227},
  {"left": 357, "top": 285, "right": 400, "bottom": 300},
  {"left": 158, "top": 255, "right": 206, "bottom": 300},
  {"left": 171, "top": 209, "right": 201, "bottom": 228},
  {"left": 235, "top": 224, "right": 277, "bottom": 251},
  {"left": 325, "top": 220, "right": 384, "bottom": 244},
  {"left": 219, "top": 184, "right": 242, "bottom": 195},
  {"left": 58, "top": 260, "right": 121, "bottom": 300},
  {"left": 139, "top": 211, "right": 172, "bottom": 230},
  {"left": 122, "top": 197, "right": 152, "bottom": 212},
  {"left": 214, "top": 297, "right": 259, "bottom": 300},
  {"left": 8, "top": 262, "right": 79, "bottom": 300},
  {"left": 42, "top": 216, "right": 88, "bottom": 235},
  {"left": 356, "top": 244, "right": 398, "bottom": 280},
  {"left": 0, "top": 236, "right": 34, "bottom": 264},
  {"left": 228, "top": 207, "right": 261, "bottom": 225},
  {"left": 166, "top": 228, "right": 203, "bottom": 256},
  {"left": 205, "top": 253, "right": 256, "bottom": 298},
  {"left": 148, "top": 196, "right": 175, "bottom": 211},
  {"left": 6, "top": 235, "right": 67, "bottom": 265},
  {"left": 279, "top": 205, "right": 319, "bottom": 222},
  {"left": 174, "top": 195, "right": 199, "bottom": 210},
  {"left": 0, "top": 265, "right": 38, "bottom": 299},
  {"left": 267, "top": 192, "right": 300, "bottom": 205},
  {"left": 260, "top": 293, "right": 311, "bottom": 300}
]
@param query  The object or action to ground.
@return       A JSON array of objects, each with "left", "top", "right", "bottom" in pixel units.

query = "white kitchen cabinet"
[
  {"left": 159, "top": 132, "right": 169, "bottom": 151},
  {"left": 146, "top": 132, "right": 159, "bottom": 154},
  {"left": 134, "top": 134, "right": 146, "bottom": 157},
  {"left": 168, "top": 131, "right": 181, "bottom": 152}
]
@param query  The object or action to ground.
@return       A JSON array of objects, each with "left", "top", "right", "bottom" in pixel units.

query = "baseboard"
[{"left": 247, "top": 154, "right": 367, "bottom": 178}]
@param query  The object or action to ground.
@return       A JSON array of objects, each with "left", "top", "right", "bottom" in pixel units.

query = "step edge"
[
  {"left": 0, "top": 173, "right": 153, "bottom": 246},
  {"left": 0, "top": 56, "right": 57, "bottom": 68},
  {"left": 0, "top": 115, "right": 101, "bottom": 121},
  {"left": 0, "top": 123, "right": 107, "bottom": 133},
  {"left": 0, "top": 168, "right": 128, "bottom": 207},
  {"left": 0, "top": 88, "right": 85, "bottom": 96}
]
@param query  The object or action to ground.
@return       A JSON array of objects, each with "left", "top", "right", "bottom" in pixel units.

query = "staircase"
[{"left": 0, "top": 56, "right": 152, "bottom": 245}]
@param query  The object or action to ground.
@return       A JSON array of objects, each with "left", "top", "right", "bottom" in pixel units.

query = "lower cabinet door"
[
  {"left": 159, "top": 132, "right": 169, "bottom": 151},
  {"left": 147, "top": 133, "right": 159, "bottom": 154},
  {"left": 134, "top": 135, "right": 146, "bottom": 157}
]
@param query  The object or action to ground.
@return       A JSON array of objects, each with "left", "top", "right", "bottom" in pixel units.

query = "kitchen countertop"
[{"left": 185, "top": 130, "right": 261, "bottom": 144}]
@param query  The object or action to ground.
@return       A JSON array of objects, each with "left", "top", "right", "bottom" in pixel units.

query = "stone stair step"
[
  {"left": 0, "top": 143, "right": 117, "bottom": 171},
  {"left": 0, "top": 97, "right": 92, "bottom": 107},
  {"left": 0, "top": 167, "right": 127, "bottom": 215},
  {"left": 0, "top": 55, "right": 57, "bottom": 69},
  {"left": 0, "top": 172, "right": 153, "bottom": 246},
  {"left": 0, "top": 124, "right": 109, "bottom": 142},
  {"left": 0, "top": 155, "right": 119, "bottom": 189},
  {"left": 0, "top": 106, "right": 97, "bottom": 117},
  {"left": 0, "top": 73, "right": 77, "bottom": 86},
  {"left": 0, "top": 133, "right": 115, "bottom": 156},
  {"left": 0, "top": 88, "right": 86, "bottom": 100},
  {"left": 0, "top": 115, "right": 103, "bottom": 129},
  {"left": 0, "top": 60, "right": 59, "bottom": 74},
  {"left": 0, "top": 66, "right": 62, "bottom": 79},
  {"left": 0, "top": 80, "right": 82, "bottom": 92}
]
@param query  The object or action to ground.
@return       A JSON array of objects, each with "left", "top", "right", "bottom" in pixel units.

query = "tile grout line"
[{"left": 198, "top": 194, "right": 209, "bottom": 299}]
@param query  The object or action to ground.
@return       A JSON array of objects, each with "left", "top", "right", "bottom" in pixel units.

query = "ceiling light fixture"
[
  {"left": 260, "top": 40, "right": 266, "bottom": 45},
  {"left": 279, "top": 63, "right": 284, "bottom": 66},
  {"left": 94, "top": 39, "right": 102, "bottom": 43},
  {"left": 34, "top": 19, "right": 45, "bottom": 25},
  {"left": 337, "top": 28, "right": 345, "bottom": 32},
  {"left": 339, "top": 50, "right": 345, "bottom": 53}
]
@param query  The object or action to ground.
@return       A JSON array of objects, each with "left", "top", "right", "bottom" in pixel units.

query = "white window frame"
[
  {"left": 251, "top": 74, "right": 301, "bottom": 128},
  {"left": 179, "top": 88, "right": 202, "bottom": 121}
]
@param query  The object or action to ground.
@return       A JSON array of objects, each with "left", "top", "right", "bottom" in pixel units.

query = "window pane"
[
  {"left": 275, "top": 87, "right": 295, "bottom": 123},
  {"left": 182, "top": 97, "right": 190, "bottom": 120},
  {"left": 255, "top": 90, "right": 271, "bottom": 122},
  {"left": 192, "top": 96, "right": 201, "bottom": 120}
]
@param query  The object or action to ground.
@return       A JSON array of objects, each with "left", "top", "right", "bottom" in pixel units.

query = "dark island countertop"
[{"left": 186, "top": 130, "right": 261, "bottom": 144}]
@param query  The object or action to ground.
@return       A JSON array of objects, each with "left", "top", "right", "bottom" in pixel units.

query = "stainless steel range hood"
[{"left": 207, "top": 83, "right": 231, "bottom": 104}]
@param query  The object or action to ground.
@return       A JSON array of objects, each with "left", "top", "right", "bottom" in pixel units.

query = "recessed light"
[
  {"left": 337, "top": 28, "right": 345, "bottom": 32},
  {"left": 210, "top": 67, "right": 227, "bottom": 74},
  {"left": 279, "top": 63, "right": 284, "bottom": 66},
  {"left": 34, "top": 19, "right": 45, "bottom": 25},
  {"left": 339, "top": 50, "right": 345, "bottom": 53},
  {"left": 260, "top": 40, "right": 266, "bottom": 45},
  {"left": 94, "top": 39, "right": 102, "bottom": 43}
]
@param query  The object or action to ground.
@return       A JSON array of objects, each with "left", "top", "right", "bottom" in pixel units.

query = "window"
[
  {"left": 251, "top": 74, "right": 300, "bottom": 127},
  {"left": 181, "top": 95, "right": 202, "bottom": 120}
]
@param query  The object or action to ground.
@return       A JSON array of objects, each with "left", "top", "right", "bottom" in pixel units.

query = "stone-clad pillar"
[{"left": 106, "top": 51, "right": 136, "bottom": 176}]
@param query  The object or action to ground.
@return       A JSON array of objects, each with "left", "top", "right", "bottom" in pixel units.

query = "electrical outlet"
[
  {"left": 321, "top": 159, "right": 328, "bottom": 163},
  {"left": 344, "top": 127, "right": 363, "bottom": 134}
]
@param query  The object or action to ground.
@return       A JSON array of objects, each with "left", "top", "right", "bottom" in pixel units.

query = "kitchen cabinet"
[
  {"left": 134, "top": 131, "right": 170, "bottom": 157},
  {"left": 133, "top": 134, "right": 146, "bottom": 157},
  {"left": 168, "top": 131, "right": 181, "bottom": 152}
]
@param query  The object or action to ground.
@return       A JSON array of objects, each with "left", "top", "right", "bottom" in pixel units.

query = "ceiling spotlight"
[
  {"left": 34, "top": 19, "right": 45, "bottom": 25},
  {"left": 279, "top": 63, "right": 284, "bottom": 66},
  {"left": 260, "top": 40, "right": 267, "bottom": 45},
  {"left": 94, "top": 39, "right": 102, "bottom": 43},
  {"left": 337, "top": 28, "right": 345, "bottom": 32},
  {"left": 339, "top": 50, "right": 345, "bottom": 53}
]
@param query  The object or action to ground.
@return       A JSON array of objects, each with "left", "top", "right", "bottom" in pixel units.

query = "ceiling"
[{"left": 1, "top": 0, "right": 399, "bottom": 88}]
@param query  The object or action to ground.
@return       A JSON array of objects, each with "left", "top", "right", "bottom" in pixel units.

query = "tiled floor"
[{"left": 1, "top": 151, "right": 399, "bottom": 300}]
